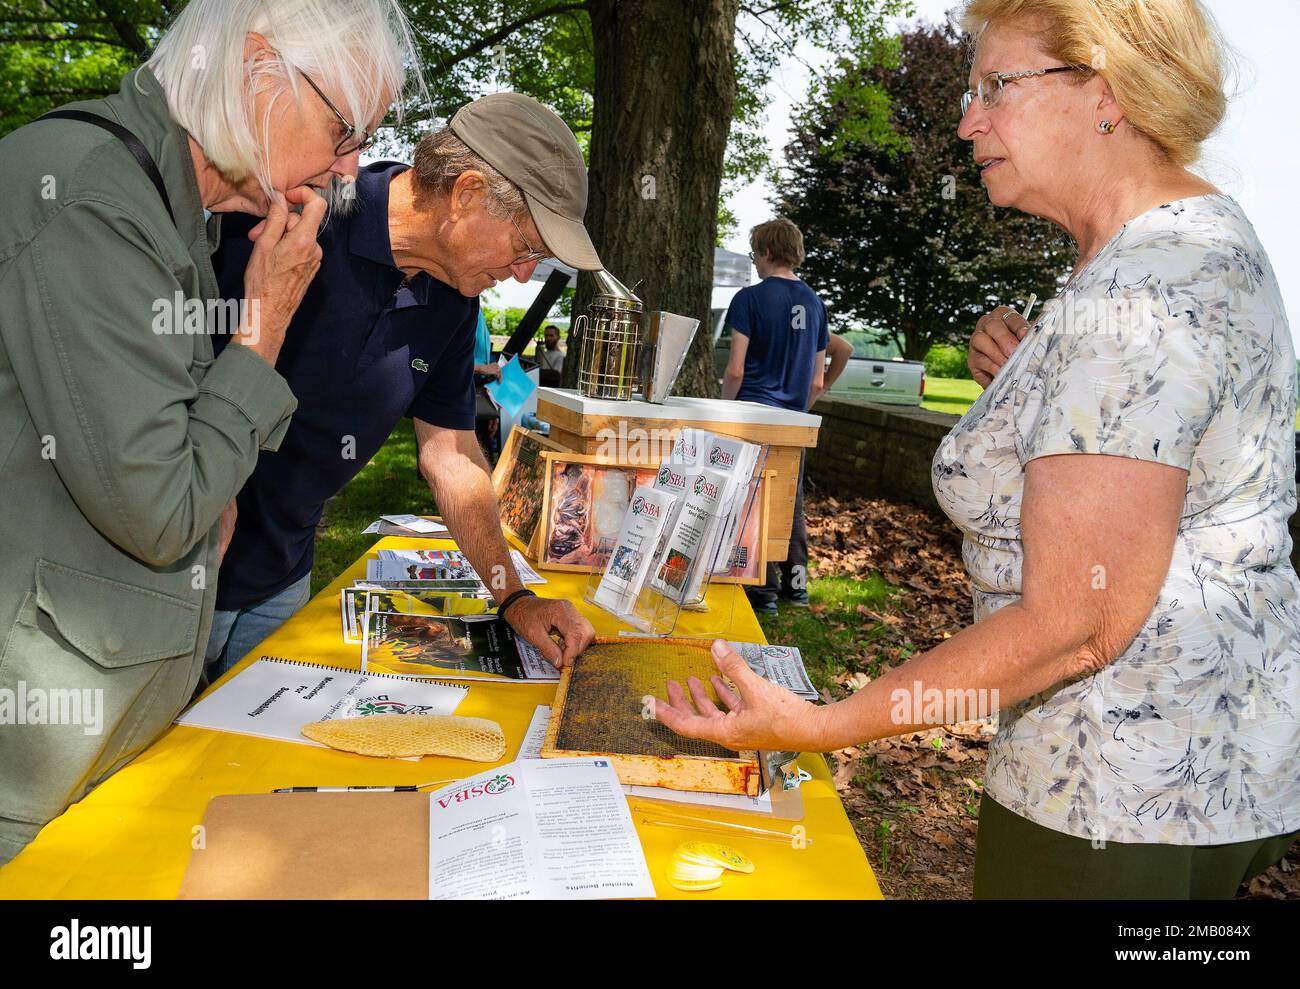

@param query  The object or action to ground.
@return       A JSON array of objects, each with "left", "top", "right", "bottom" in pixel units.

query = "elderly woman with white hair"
[
  {"left": 0, "top": 0, "right": 417, "bottom": 863},
  {"left": 654, "top": 0, "right": 1299, "bottom": 899}
]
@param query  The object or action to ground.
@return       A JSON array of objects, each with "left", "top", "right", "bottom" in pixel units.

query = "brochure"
[
  {"left": 728, "top": 642, "right": 818, "bottom": 700},
  {"left": 354, "top": 578, "right": 486, "bottom": 593},
  {"left": 701, "top": 434, "right": 762, "bottom": 576},
  {"left": 381, "top": 514, "right": 448, "bottom": 534},
  {"left": 341, "top": 586, "right": 490, "bottom": 644},
  {"left": 175, "top": 657, "right": 467, "bottom": 745},
  {"left": 648, "top": 466, "right": 730, "bottom": 603},
  {"left": 426, "top": 758, "right": 655, "bottom": 900},
  {"left": 366, "top": 558, "right": 479, "bottom": 582},
  {"left": 591, "top": 485, "right": 675, "bottom": 618},
  {"left": 370, "top": 548, "right": 546, "bottom": 586},
  {"left": 668, "top": 426, "right": 709, "bottom": 467},
  {"left": 362, "top": 609, "right": 559, "bottom": 683}
]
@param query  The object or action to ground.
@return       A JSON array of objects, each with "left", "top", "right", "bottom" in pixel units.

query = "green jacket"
[{"left": 0, "top": 68, "right": 296, "bottom": 859}]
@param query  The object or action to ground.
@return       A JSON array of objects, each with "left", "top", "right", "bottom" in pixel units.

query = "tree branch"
[
  {"left": 424, "top": 1, "right": 590, "bottom": 74},
  {"left": 28, "top": 86, "right": 120, "bottom": 97},
  {"left": 5, "top": 31, "right": 134, "bottom": 48},
  {"left": 96, "top": 0, "right": 152, "bottom": 57}
]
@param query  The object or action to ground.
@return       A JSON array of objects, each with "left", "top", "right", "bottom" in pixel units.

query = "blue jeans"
[{"left": 204, "top": 573, "right": 312, "bottom": 681}]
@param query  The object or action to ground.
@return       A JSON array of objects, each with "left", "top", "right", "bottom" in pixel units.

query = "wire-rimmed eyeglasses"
[
  {"left": 961, "top": 65, "right": 1089, "bottom": 116},
  {"left": 297, "top": 68, "right": 378, "bottom": 157}
]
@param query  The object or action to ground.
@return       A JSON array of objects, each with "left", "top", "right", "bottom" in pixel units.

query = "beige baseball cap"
[{"left": 448, "top": 93, "right": 602, "bottom": 271}]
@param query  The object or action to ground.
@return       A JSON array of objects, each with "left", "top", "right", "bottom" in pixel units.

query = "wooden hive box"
[
  {"left": 535, "top": 389, "right": 821, "bottom": 563},
  {"left": 541, "top": 637, "right": 762, "bottom": 796}
]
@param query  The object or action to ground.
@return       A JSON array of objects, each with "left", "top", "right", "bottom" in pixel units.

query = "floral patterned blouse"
[{"left": 932, "top": 194, "right": 1300, "bottom": 845}]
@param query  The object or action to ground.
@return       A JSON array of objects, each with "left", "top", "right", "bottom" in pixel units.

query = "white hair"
[{"left": 144, "top": 0, "right": 422, "bottom": 199}]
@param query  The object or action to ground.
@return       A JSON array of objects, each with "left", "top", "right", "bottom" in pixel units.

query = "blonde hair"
[
  {"left": 145, "top": 0, "right": 422, "bottom": 198},
  {"left": 751, "top": 218, "right": 806, "bottom": 268},
  {"left": 960, "top": 0, "right": 1227, "bottom": 167}
]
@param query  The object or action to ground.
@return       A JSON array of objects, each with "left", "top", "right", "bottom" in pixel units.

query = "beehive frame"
[{"left": 540, "top": 637, "right": 762, "bottom": 795}]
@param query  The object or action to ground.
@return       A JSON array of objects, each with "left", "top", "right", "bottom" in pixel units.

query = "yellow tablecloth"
[{"left": 0, "top": 537, "right": 881, "bottom": 899}]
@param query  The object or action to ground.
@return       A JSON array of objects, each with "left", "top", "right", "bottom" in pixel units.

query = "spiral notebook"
[{"left": 175, "top": 656, "right": 468, "bottom": 747}]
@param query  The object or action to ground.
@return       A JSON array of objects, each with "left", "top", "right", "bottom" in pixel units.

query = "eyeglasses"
[
  {"left": 508, "top": 211, "right": 551, "bottom": 266},
  {"left": 961, "top": 65, "right": 1088, "bottom": 116},
  {"left": 297, "top": 68, "right": 377, "bottom": 157}
]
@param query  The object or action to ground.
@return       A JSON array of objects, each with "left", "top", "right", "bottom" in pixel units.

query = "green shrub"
[{"left": 924, "top": 344, "right": 971, "bottom": 380}]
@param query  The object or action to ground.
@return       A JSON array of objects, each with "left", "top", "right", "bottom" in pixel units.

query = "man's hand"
[
  {"left": 504, "top": 595, "right": 595, "bottom": 668},
  {"left": 968, "top": 305, "right": 1029, "bottom": 388},
  {"left": 653, "top": 640, "right": 825, "bottom": 752},
  {"left": 217, "top": 498, "right": 238, "bottom": 564}
]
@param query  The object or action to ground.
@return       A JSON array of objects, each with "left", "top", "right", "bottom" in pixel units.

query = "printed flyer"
[
  {"left": 426, "top": 758, "right": 655, "bottom": 900},
  {"left": 591, "top": 485, "right": 675, "bottom": 617},
  {"left": 362, "top": 609, "right": 558, "bottom": 683}
]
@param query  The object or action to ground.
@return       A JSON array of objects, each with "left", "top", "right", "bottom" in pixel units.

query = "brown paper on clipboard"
[{"left": 178, "top": 792, "right": 429, "bottom": 900}]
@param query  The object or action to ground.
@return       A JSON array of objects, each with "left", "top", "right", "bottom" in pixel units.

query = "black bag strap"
[{"left": 37, "top": 109, "right": 176, "bottom": 226}]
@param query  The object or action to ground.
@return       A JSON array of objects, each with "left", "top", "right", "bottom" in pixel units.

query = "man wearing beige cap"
[{"left": 204, "top": 93, "right": 601, "bottom": 678}]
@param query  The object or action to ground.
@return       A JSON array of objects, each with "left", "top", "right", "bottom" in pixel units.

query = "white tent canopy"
[{"left": 530, "top": 248, "right": 752, "bottom": 289}]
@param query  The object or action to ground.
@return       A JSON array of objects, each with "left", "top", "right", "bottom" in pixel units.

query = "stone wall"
[
  {"left": 806, "top": 397, "right": 956, "bottom": 513},
  {"left": 807, "top": 396, "right": 1300, "bottom": 572}
]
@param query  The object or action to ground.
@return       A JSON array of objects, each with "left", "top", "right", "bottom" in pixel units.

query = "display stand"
[{"left": 582, "top": 438, "right": 767, "bottom": 635}]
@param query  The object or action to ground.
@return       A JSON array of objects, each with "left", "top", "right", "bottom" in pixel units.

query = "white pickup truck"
[{"left": 711, "top": 314, "right": 926, "bottom": 407}]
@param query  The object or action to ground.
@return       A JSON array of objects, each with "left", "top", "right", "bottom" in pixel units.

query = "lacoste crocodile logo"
[{"left": 411, "top": 358, "right": 429, "bottom": 373}]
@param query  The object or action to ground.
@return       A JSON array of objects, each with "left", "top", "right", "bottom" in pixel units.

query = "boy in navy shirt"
[{"left": 722, "top": 219, "right": 828, "bottom": 613}]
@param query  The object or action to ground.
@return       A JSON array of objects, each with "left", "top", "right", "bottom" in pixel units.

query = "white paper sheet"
[
  {"left": 176, "top": 658, "right": 467, "bottom": 745},
  {"left": 427, "top": 758, "right": 655, "bottom": 900}
]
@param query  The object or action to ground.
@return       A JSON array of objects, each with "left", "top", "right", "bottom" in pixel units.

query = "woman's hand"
[
  {"left": 968, "top": 306, "right": 1029, "bottom": 388},
  {"left": 653, "top": 640, "right": 826, "bottom": 752},
  {"left": 217, "top": 498, "right": 238, "bottom": 563},
  {"left": 234, "top": 186, "right": 327, "bottom": 366}
]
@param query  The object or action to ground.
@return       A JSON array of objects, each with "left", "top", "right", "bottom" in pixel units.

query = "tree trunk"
[{"left": 562, "top": 0, "right": 737, "bottom": 400}]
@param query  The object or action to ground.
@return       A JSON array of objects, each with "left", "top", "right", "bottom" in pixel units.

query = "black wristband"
[{"left": 496, "top": 588, "right": 537, "bottom": 623}]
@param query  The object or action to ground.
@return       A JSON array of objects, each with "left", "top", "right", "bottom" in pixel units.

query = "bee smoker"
[{"left": 574, "top": 270, "right": 700, "bottom": 404}]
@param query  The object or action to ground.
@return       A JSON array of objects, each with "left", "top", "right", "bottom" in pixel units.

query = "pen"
[
  {"left": 272, "top": 779, "right": 458, "bottom": 793},
  {"left": 1021, "top": 293, "right": 1038, "bottom": 322}
]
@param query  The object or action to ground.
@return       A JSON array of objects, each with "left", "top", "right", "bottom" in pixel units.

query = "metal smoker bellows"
[
  {"left": 574, "top": 270, "right": 700, "bottom": 403},
  {"left": 575, "top": 271, "right": 644, "bottom": 401}
]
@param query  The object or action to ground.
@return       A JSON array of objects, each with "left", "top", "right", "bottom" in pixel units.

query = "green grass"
[
  {"left": 754, "top": 574, "right": 900, "bottom": 693},
  {"left": 922, "top": 376, "right": 983, "bottom": 417},
  {"left": 311, "top": 418, "right": 436, "bottom": 596},
  {"left": 927, "top": 376, "right": 1300, "bottom": 430}
]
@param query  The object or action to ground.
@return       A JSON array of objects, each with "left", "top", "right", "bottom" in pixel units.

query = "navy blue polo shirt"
[
  {"left": 724, "top": 276, "right": 829, "bottom": 412},
  {"left": 211, "top": 162, "right": 478, "bottom": 610}
]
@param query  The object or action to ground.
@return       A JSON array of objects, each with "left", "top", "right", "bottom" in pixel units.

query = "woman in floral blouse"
[{"left": 652, "top": 0, "right": 1299, "bottom": 898}]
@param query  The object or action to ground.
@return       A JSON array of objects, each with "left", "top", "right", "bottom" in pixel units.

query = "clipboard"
[{"left": 178, "top": 792, "right": 429, "bottom": 900}]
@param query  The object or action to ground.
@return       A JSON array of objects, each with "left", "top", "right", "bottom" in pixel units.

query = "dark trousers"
[
  {"left": 748, "top": 450, "right": 808, "bottom": 608},
  {"left": 974, "top": 793, "right": 1299, "bottom": 899}
]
